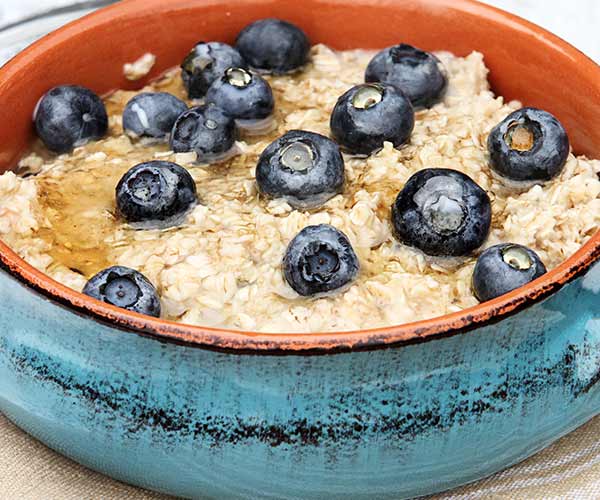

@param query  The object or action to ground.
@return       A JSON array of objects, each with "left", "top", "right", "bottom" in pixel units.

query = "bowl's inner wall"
[{"left": 0, "top": 0, "right": 599, "bottom": 173}]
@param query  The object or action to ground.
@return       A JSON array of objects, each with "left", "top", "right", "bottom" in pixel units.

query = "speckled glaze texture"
[
  {"left": 0, "top": 0, "right": 599, "bottom": 498},
  {"left": 1, "top": 263, "right": 599, "bottom": 498}
]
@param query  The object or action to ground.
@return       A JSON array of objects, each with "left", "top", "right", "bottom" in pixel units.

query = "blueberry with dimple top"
[
  {"left": 365, "top": 44, "right": 448, "bottom": 109},
  {"left": 472, "top": 243, "right": 547, "bottom": 302},
  {"left": 122, "top": 92, "right": 187, "bottom": 140},
  {"left": 330, "top": 83, "right": 414, "bottom": 156},
  {"left": 236, "top": 18, "right": 310, "bottom": 74},
  {"left": 391, "top": 168, "right": 491, "bottom": 256},
  {"left": 181, "top": 42, "right": 246, "bottom": 99},
  {"left": 205, "top": 67, "right": 274, "bottom": 122},
  {"left": 256, "top": 130, "right": 345, "bottom": 209},
  {"left": 83, "top": 266, "right": 161, "bottom": 317},
  {"left": 116, "top": 161, "right": 197, "bottom": 227},
  {"left": 170, "top": 104, "right": 237, "bottom": 162},
  {"left": 283, "top": 224, "right": 360, "bottom": 296},
  {"left": 34, "top": 85, "right": 108, "bottom": 153},
  {"left": 487, "top": 107, "right": 570, "bottom": 182}
]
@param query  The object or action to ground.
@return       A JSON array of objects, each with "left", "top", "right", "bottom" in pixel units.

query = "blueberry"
[
  {"left": 170, "top": 105, "right": 237, "bottom": 162},
  {"left": 283, "top": 224, "right": 359, "bottom": 296},
  {"left": 365, "top": 44, "right": 447, "bottom": 109},
  {"left": 181, "top": 42, "right": 246, "bottom": 99},
  {"left": 330, "top": 83, "right": 414, "bottom": 155},
  {"left": 256, "top": 130, "right": 345, "bottom": 209},
  {"left": 34, "top": 85, "right": 108, "bottom": 154},
  {"left": 472, "top": 243, "right": 547, "bottom": 301},
  {"left": 205, "top": 67, "right": 274, "bottom": 123},
  {"left": 83, "top": 266, "right": 161, "bottom": 317},
  {"left": 391, "top": 168, "right": 491, "bottom": 256},
  {"left": 122, "top": 92, "right": 187, "bottom": 141},
  {"left": 236, "top": 18, "right": 310, "bottom": 74},
  {"left": 116, "top": 161, "right": 197, "bottom": 228},
  {"left": 487, "top": 107, "right": 570, "bottom": 182}
]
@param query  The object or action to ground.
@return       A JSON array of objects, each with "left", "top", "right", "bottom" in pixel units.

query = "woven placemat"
[{"left": 2, "top": 412, "right": 600, "bottom": 499}]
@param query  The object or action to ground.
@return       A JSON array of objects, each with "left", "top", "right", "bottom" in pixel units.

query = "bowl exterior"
[{"left": 1, "top": 263, "right": 599, "bottom": 498}]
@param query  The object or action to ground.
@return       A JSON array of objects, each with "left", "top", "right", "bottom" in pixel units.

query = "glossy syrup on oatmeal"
[{"left": 34, "top": 69, "right": 296, "bottom": 279}]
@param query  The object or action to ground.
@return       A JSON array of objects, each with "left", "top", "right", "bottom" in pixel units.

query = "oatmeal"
[
  {"left": 1, "top": 45, "right": 599, "bottom": 332},
  {"left": 123, "top": 53, "right": 157, "bottom": 81}
]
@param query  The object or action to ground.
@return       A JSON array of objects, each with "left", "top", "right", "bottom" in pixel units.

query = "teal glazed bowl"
[{"left": 0, "top": 0, "right": 599, "bottom": 498}]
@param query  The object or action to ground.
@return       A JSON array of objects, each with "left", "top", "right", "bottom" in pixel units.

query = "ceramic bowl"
[{"left": 0, "top": 0, "right": 598, "bottom": 498}]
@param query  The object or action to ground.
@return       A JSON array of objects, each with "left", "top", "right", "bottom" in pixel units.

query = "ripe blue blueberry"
[
  {"left": 487, "top": 107, "right": 570, "bottom": 182},
  {"left": 283, "top": 224, "right": 360, "bottom": 296},
  {"left": 170, "top": 104, "right": 237, "bottom": 163},
  {"left": 330, "top": 83, "right": 414, "bottom": 155},
  {"left": 365, "top": 44, "right": 448, "bottom": 109},
  {"left": 391, "top": 168, "right": 491, "bottom": 256},
  {"left": 122, "top": 92, "right": 187, "bottom": 141},
  {"left": 256, "top": 130, "right": 345, "bottom": 209},
  {"left": 116, "top": 161, "right": 197, "bottom": 228},
  {"left": 34, "top": 85, "right": 108, "bottom": 153},
  {"left": 236, "top": 18, "right": 310, "bottom": 74},
  {"left": 205, "top": 67, "right": 274, "bottom": 128},
  {"left": 83, "top": 266, "right": 161, "bottom": 317},
  {"left": 472, "top": 243, "right": 547, "bottom": 301},
  {"left": 181, "top": 42, "right": 246, "bottom": 99}
]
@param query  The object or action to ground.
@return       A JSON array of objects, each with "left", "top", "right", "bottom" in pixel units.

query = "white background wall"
[{"left": 0, "top": 1, "right": 598, "bottom": 62}]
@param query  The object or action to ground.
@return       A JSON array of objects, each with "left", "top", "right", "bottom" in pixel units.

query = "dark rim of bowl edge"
[{"left": 0, "top": 0, "right": 598, "bottom": 355}]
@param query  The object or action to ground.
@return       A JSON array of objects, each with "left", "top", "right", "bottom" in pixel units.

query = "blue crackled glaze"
[{"left": 0, "top": 262, "right": 599, "bottom": 499}]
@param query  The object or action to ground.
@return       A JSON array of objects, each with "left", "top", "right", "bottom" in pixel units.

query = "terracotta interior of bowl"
[{"left": 0, "top": 0, "right": 599, "bottom": 174}]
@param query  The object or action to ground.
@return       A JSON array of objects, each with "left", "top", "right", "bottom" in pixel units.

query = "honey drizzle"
[{"left": 35, "top": 69, "right": 287, "bottom": 278}]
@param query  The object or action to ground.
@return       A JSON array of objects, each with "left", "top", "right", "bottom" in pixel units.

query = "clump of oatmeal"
[
  {"left": 1, "top": 45, "right": 599, "bottom": 332},
  {"left": 123, "top": 53, "right": 156, "bottom": 81}
]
